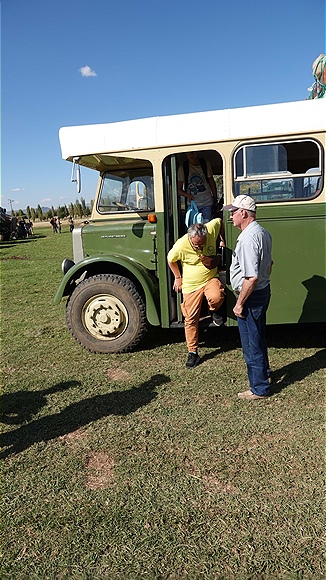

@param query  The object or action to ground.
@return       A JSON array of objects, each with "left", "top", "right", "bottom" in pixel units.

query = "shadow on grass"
[
  {"left": 1, "top": 380, "right": 79, "bottom": 425},
  {"left": 141, "top": 322, "right": 326, "bottom": 353},
  {"left": 0, "top": 236, "right": 46, "bottom": 248},
  {"left": 1, "top": 374, "right": 169, "bottom": 458},
  {"left": 271, "top": 348, "right": 326, "bottom": 394},
  {"left": 140, "top": 325, "right": 241, "bottom": 353}
]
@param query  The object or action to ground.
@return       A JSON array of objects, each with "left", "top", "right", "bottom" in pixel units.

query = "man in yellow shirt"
[{"left": 167, "top": 220, "right": 225, "bottom": 368}]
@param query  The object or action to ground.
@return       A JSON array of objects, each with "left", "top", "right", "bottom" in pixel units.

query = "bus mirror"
[{"left": 71, "top": 157, "right": 81, "bottom": 193}]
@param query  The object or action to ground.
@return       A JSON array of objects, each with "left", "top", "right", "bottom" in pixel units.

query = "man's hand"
[
  {"left": 233, "top": 303, "right": 245, "bottom": 319},
  {"left": 200, "top": 255, "right": 221, "bottom": 269},
  {"left": 173, "top": 278, "right": 182, "bottom": 293},
  {"left": 233, "top": 277, "right": 258, "bottom": 319}
]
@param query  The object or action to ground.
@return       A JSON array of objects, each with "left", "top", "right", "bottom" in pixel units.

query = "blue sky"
[{"left": 2, "top": 0, "right": 325, "bottom": 212}]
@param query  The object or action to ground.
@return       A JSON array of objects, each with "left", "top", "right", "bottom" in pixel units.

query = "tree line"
[{"left": 10, "top": 197, "right": 94, "bottom": 221}]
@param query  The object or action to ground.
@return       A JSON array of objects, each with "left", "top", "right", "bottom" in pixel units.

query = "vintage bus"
[{"left": 54, "top": 98, "right": 326, "bottom": 353}]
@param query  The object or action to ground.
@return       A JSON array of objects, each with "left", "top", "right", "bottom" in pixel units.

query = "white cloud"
[
  {"left": 79, "top": 65, "right": 97, "bottom": 77},
  {"left": 41, "top": 198, "right": 52, "bottom": 203},
  {"left": 11, "top": 188, "right": 24, "bottom": 192}
]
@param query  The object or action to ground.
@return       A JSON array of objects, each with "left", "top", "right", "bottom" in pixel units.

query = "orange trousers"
[{"left": 181, "top": 277, "right": 225, "bottom": 352}]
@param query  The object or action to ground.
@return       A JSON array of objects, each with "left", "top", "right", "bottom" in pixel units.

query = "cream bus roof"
[{"left": 59, "top": 99, "right": 326, "bottom": 161}]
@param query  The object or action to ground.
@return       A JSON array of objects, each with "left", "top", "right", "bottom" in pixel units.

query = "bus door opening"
[{"left": 163, "top": 150, "right": 224, "bottom": 325}]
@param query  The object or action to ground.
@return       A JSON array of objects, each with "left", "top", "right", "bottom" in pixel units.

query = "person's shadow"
[
  {"left": 1, "top": 381, "right": 79, "bottom": 425},
  {"left": 1, "top": 374, "right": 169, "bottom": 458},
  {"left": 270, "top": 348, "right": 325, "bottom": 394},
  {"left": 299, "top": 275, "right": 326, "bottom": 323}
]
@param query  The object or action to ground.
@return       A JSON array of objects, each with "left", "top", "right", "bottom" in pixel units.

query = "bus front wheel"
[{"left": 66, "top": 274, "right": 147, "bottom": 353}]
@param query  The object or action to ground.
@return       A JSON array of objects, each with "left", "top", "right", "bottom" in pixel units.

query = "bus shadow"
[
  {"left": 140, "top": 325, "right": 241, "bottom": 353},
  {"left": 266, "top": 322, "right": 326, "bottom": 349},
  {"left": 142, "top": 322, "right": 325, "bottom": 353}
]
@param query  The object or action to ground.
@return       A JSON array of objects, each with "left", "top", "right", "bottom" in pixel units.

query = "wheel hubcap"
[{"left": 83, "top": 294, "right": 128, "bottom": 340}]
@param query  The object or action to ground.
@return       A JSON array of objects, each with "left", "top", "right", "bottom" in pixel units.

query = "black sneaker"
[
  {"left": 186, "top": 352, "right": 200, "bottom": 369},
  {"left": 211, "top": 311, "right": 223, "bottom": 326}
]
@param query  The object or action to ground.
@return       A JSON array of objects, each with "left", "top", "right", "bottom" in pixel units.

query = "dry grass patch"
[
  {"left": 85, "top": 451, "right": 115, "bottom": 489},
  {"left": 106, "top": 368, "right": 131, "bottom": 381}
]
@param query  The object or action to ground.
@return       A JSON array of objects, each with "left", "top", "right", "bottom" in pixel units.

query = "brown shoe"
[{"left": 238, "top": 389, "right": 268, "bottom": 400}]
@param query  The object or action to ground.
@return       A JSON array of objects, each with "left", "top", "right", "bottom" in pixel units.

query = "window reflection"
[
  {"left": 234, "top": 140, "right": 322, "bottom": 202},
  {"left": 98, "top": 168, "right": 154, "bottom": 213}
]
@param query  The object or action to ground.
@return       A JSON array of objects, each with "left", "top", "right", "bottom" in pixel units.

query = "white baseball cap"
[{"left": 224, "top": 195, "right": 256, "bottom": 212}]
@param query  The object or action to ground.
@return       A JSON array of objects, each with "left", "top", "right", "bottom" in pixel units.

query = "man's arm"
[
  {"left": 178, "top": 180, "right": 193, "bottom": 201},
  {"left": 218, "top": 220, "right": 226, "bottom": 247},
  {"left": 233, "top": 276, "right": 258, "bottom": 318},
  {"left": 167, "top": 259, "right": 183, "bottom": 293}
]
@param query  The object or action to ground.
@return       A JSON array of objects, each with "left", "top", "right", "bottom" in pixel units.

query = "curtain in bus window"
[{"left": 246, "top": 145, "right": 287, "bottom": 175}]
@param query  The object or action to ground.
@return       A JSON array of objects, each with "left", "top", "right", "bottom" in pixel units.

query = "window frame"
[
  {"left": 232, "top": 138, "right": 324, "bottom": 203},
  {"left": 97, "top": 166, "right": 155, "bottom": 215}
]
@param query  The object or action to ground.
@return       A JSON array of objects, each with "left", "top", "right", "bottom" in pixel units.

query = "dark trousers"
[{"left": 237, "top": 285, "right": 271, "bottom": 396}]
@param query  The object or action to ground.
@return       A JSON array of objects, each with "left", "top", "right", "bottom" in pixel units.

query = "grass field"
[{"left": 1, "top": 226, "right": 325, "bottom": 578}]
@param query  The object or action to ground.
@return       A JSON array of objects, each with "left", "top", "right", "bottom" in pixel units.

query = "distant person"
[
  {"left": 26, "top": 220, "right": 34, "bottom": 237},
  {"left": 50, "top": 217, "right": 57, "bottom": 233},
  {"left": 57, "top": 217, "right": 62, "bottom": 233},
  {"left": 167, "top": 220, "right": 225, "bottom": 369},
  {"left": 68, "top": 216, "right": 74, "bottom": 232},
  {"left": 224, "top": 195, "right": 273, "bottom": 400},
  {"left": 18, "top": 219, "right": 27, "bottom": 239},
  {"left": 178, "top": 152, "right": 218, "bottom": 222}
]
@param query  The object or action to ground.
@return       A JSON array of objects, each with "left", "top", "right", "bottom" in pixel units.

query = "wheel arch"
[{"left": 53, "top": 255, "right": 160, "bottom": 326}]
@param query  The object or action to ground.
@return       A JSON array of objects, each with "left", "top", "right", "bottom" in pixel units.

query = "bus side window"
[{"left": 233, "top": 139, "right": 322, "bottom": 202}]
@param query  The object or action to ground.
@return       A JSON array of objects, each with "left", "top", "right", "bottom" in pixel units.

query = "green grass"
[{"left": 1, "top": 226, "right": 325, "bottom": 578}]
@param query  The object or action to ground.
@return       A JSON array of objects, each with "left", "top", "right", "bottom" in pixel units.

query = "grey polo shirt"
[{"left": 230, "top": 221, "right": 272, "bottom": 293}]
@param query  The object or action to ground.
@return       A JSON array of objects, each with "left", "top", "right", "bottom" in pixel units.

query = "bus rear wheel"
[{"left": 66, "top": 274, "right": 147, "bottom": 353}]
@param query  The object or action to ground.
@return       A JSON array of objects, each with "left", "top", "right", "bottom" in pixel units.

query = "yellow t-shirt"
[{"left": 167, "top": 218, "right": 222, "bottom": 294}]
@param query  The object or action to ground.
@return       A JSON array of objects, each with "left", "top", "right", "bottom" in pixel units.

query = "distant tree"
[
  {"left": 74, "top": 199, "right": 82, "bottom": 218},
  {"left": 68, "top": 203, "right": 74, "bottom": 217},
  {"left": 36, "top": 205, "right": 43, "bottom": 221},
  {"left": 89, "top": 199, "right": 94, "bottom": 212},
  {"left": 45, "top": 209, "right": 52, "bottom": 220},
  {"left": 57, "top": 205, "right": 65, "bottom": 219},
  {"left": 51, "top": 206, "right": 55, "bottom": 217},
  {"left": 17, "top": 209, "right": 24, "bottom": 218},
  {"left": 64, "top": 205, "right": 69, "bottom": 217},
  {"left": 26, "top": 206, "right": 31, "bottom": 220},
  {"left": 31, "top": 208, "right": 36, "bottom": 222},
  {"left": 80, "top": 197, "right": 87, "bottom": 217}
]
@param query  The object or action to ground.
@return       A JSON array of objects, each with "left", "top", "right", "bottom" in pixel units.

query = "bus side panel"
[{"left": 225, "top": 202, "right": 326, "bottom": 325}]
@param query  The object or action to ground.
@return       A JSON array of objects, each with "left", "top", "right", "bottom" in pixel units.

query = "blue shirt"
[{"left": 230, "top": 221, "right": 272, "bottom": 292}]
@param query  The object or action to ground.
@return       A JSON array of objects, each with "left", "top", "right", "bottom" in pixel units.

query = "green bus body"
[
  {"left": 226, "top": 203, "right": 326, "bottom": 325},
  {"left": 55, "top": 99, "right": 326, "bottom": 353}
]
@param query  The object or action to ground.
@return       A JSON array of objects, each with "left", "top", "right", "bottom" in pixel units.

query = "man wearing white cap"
[{"left": 224, "top": 195, "right": 273, "bottom": 400}]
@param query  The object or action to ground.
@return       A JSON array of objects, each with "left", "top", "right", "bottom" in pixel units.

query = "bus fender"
[{"left": 53, "top": 255, "right": 160, "bottom": 326}]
